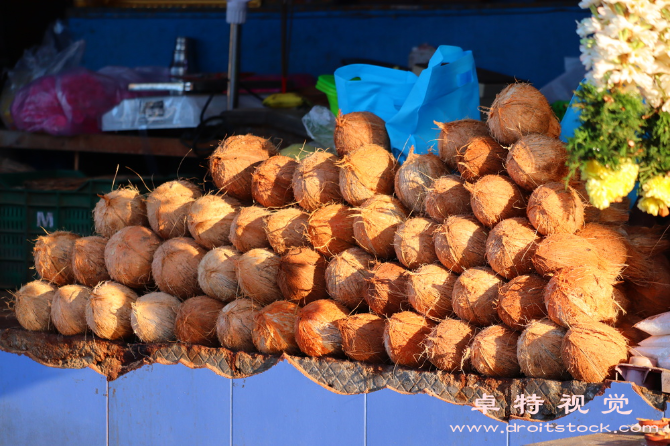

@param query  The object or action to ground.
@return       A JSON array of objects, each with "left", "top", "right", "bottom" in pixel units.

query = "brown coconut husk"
[
  {"left": 334, "top": 111, "right": 390, "bottom": 157},
  {"left": 251, "top": 155, "right": 298, "bottom": 208},
  {"left": 615, "top": 313, "right": 647, "bottom": 345},
  {"left": 471, "top": 324, "right": 521, "bottom": 378},
  {"left": 235, "top": 248, "right": 282, "bottom": 306},
  {"left": 548, "top": 114, "right": 562, "bottom": 138},
  {"left": 571, "top": 181, "right": 630, "bottom": 225},
  {"left": 435, "top": 119, "right": 490, "bottom": 170},
  {"left": 433, "top": 215, "right": 488, "bottom": 273},
  {"left": 517, "top": 318, "right": 569, "bottom": 380},
  {"left": 506, "top": 134, "right": 569, "bottom": 191},
  {"left": 146, "top": 180, "right": 202, "bottom": 239},
  {"left": 130, "top": 292, "right": 180, "bottom": 343},
  {"left": 383, "top": 311, "right": 436, "bottom": 368},
  {"left": 72, "top": 236, "right": 110, "bottom": 288},
  {"left": 187, "top": 194, "right": 240, "bottom": 249},
  {"left": 425, "top": 318, "right": 476, "bottom": 372},
  {"left": 307, "top": 203, "right": 356, "bottom": 257},
  {"left": 216, "top": 298, "right": 261, "bottom": 351},
  {"left": 152, "top": 237, "right": 206, "bottom": 299},
  {"left": 33, "top": 231, "right": 79, "bottom": 286},
  {"left": 576, "top": 223, "right": 628, "bottom": 269},
  {"left": 338, "top": 143, "right": 396, "bottom": 206},
  {"left": 229, "top": 205, "right": 271, "bottom": 252},
  {"left": 609, "top": 285, "right": 632, "bottom": 325},
  {"left": 209, "top": 134, "right": 276, "bottom": 201},
  {"left": 486, "top": 83, "right": 554, "bottom": 145},
  {"left": 175, "top": 295, "right": 225, "bottom": 347},
  {"left": 277, "top": 247, "right": 329, "bottom": 305},
  {"left": 337, "top": 313, "right": 389, "bottom": 363},
  {"left": 86, "top": 281, "right": 138, "bottom": 340},
  {"left": 252, "top": 300, "right": 301, "bottom": 355},
  {"left": 363, "top": 262, "right": 411, "bottom": 317},
  {"left": 394, "top": 217, "right": 438, "bottom": 269},
  {"left": 497, "top": 274, "right": 548, "bottom": 331},
  {"left": 407, "top": 263, "right": 457, "bottom": 320},
  {"left": 13, "top": 280, "right": 57, "bottom": 332},
  {"left": 93, "top": 186, "right": 148, "bottom": 238},
  {"left": 325, "top": 247, "right": 375, "bottom": 310},
  {"left": 51, "top": 284, "right": 90, "bottom": 335},
  {"left": 353, "top": 195, "right": 408, "bottom": 259},
  {"left": 624, "top": 225, "right": 670, "bottom": 257},
  {"left": 561, "top": 322, "right": 628, "bottom": 382},
  {"left": 295, "top": 299, "right": 350, "bottom": 357},
  {"left": 452, "top": 266, "right": 504, "bottom": 326},
  {"left": 395, "top": 147, "right": 448, "bottom": 215},
  {"left": 263, "top": 207, "right": 310, "bottom": 255},
  {"left": 528, "top": 183, "right": 585, "bottom": 235},
  {"left": 469, "top": 175, "right": 527, "bottom": 227},
  {"left": 197, "top": 245, "right": 240, "bottom": 303},
  {"left": 532, "top": 233, "right": 621, "bottom": 279},
  {"left": 292, "top": 151, "right": 343, "bottom": 211},
  {"left": 457, "top": 136, "right": 506, "bottom": 181},
  {"left": 424, "top": 175, "right": 472, "bottom": 221},
  {"left": 625, "top": 255, "right": 670, "bottom": 317},
  {"left": 104, "top": 226, "right": 162, "bottom": 289},
  {"left": 486, "top": 217, "right": 541, "bottom": 279}
]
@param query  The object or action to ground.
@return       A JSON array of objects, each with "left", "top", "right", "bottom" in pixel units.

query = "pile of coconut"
[{"left": 12, "top": 83, "right": 670, "bottom": 385}]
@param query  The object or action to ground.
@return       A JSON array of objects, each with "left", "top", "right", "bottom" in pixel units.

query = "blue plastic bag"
[{"left": 335, "top": 45, "right": 480, "bottom": 162}]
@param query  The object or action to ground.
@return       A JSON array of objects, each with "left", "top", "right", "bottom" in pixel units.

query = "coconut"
[
  {"left": 209, "top": 134, "right": 276, "bottom": 201},
  {"left": 93, "top": 186, "right": 148, "bottom": 238},
  {"left": 576, "top": 223, "right": 628, "bottom": 268},
  {"left": 307, "top": 203, "right": 356, "bottom": 257},
  {"left": 86, "top": 281, "right": 138, "bottom": 340},
  {"left": 497, "top": 274, "right": 548, "bottom": 331},
  {"left": 251, "top": 155, "right": 298, "bottom": 208},
  {"left": 236, "top": 248, "right": 282, "bottom": 306},
  {"left": 625, "top": 255, "right": 670, "bottom": 317},
  {"left": 394, "top": 217, "right": 438, "bottom": 269},
  {"left": 33, "top": 231, "right": 79, "bottom": 286},
  {"left": 616, "top": 313, "right": 647, "bottom": 345},
  {"left": 470, "top": 175, "right": 527, "bottom": 227},
  {"left": 624, "top": 225, "right": 670, "bottom": 257},
  {"left": 216, "top": 298, "right": 261, "bottom": 351},
  {"left": 383, "top": 311, "right": 436, "bottom": 368},
  {"left": 338, "top": 143, "right": 396, "bottom": 206},
  {"left": 353, "top": 195, "right": 408, "bottom": 259},
  {"left": 407, "top": 263, "right": 457, "bottom": 320},
  {"left": 424, "top": 318, "right": 477, "bottom": 372},
  {"left": 51, "top": 285, "right": 90, "bottom": 335},
  {"left": 506, "top": 134, "right": 569, "bottom": 191},
  {"left": 517, "top": 318, "right": 569, "bottom": 380},
  {"left": 363, "top": 262, "right": 410, "bottom": 316},
  {"left": 548, "top": 114, "right": 562, "bottom": 138},
  {"left": 13, "top": 280, "right": 57, "bottom": 331},
  {"left": 433, "top": 215, "right": 488, "bottom": 273},
  {"left": 452, "top": 266, "right": 503, "bottom": 327},
  {"left": 609, "top": 285, "right": 632, "bottom": 325},
  {"left": 471, "top": 324, "right": 521, "bottom": 378},
  {"left": 295, "top": 299, "right": 349, "bottom": 357},
  {"left": 277, "top": 247, "right": 329, "bottom": 305},
  {"left": 197, "top": 245, "right": 240, "bottom": 303},
  {"left": 337, "top": 313, "right": 389, "bottom": 363},
  {"left": 72, "top": 236, "right": 110, "bottom": 288},
  {"left": 146, "top": 180, "right": 202, "bottom": 239},
  {"left": 130, "top": 292, "right": 180, "bottom": 343},
  {"left": 457, "top": 136, "right": 506, "bottom": 180},
  {"left": 252, "top": 300, "right": 301, "bottom": 355},
  {"left": 292, "top": 151, "right": 343, "bottom": 211},
  {"left": 527, "top": 183, "right": 585, "bottom": 235},
  {"left": 174, "top": 295, "right": 225, "bottom": 347},
  {"left": 424, "top": 175, "right": 472, "bottom": 221},
  {"left": 532, "top": 233, "right": 621, "bottom": 279},
  {"left": 325, "top": 247, "right": 374, "bottom": 310},
  {"left": 229, "top": 205, "right": 271, "bottom": 252},
  {"left": 487, "top": 83, "right": 554, "bottom": 145},
  {"left": 263, "top": 207, "right": 310, "bottom": 255},
  {"left": 395, "top": 148, "right": 448, "bottom": 215},
  {"left": 152, "top": 237, "right": 206, "bottom": 299},
  {"left": 561, "top": 322, "right": 628, "bottom": 382},
  {"left": 435, "top": 119, "right": 490, "bottom": 170},
  {"left": 187, "top": 194, "right": 240, "bottom": 249},
  {"left": 571, "top": 181, "right": 630, "bottom": 225},
  {"left": 486, "top": 217, "right": 541, "bottom": 279},
  {"left": 334, "top": 111, "right": 390, "bottom": 157},
  {"left": 104, "top": 226, "right": 162, "bottom": 289}
]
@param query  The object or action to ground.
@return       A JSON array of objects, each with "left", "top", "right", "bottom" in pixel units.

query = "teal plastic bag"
[{"left": 334, "top": 45, "right": 480, "bottom": 162}]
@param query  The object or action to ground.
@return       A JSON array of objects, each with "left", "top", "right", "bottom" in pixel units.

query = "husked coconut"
[
  {"left": 497, "top": 274, "right": 548, "bottom": 331},
  {"left": 338, "top": 143, "right": 396, "bottom": 206},
  {"left": 146, "top": 180, "right": 202, "bottom": 239},
  {"left": 433, "top": 215, "right": 488, "bottom": 273},
  {"left": 216, "top": 298, "right": 261, "bottom": 351},
  {"left": 425, "top": 318, "right": 477, "bottom": 372},
  {"left": 572, "top": 181, "right": 630, "bottom": 225},
  {"left": 334, "top": 111, "right": 390, "bottom": 157},
  {"left": 517, "top": 318, "right": 569, "bottom": 380},
  {"left": 295, "top": 299, "right": 349, "bottom": 357},
  {"left": 93, "top": 186, "right": 148, "bottom": 237},
  {"left": 33, "top": 231, "right": 79, "bottom": 286},
  {"left": 175, "top": 295, "right": 225, "bottom": 347},
  {"left": 457, "top": 136, "right": 506, "bottom": 180},
  {"left": 325, "top": 247, "right": 375, "bottom": 310},
  {"left": 452, "top": 266, "right": 504, "bottom": 326},
  {"left": 383, "top": 311, "right": 436, "bottom": 368},
  {"left": 470, "top": 175, "right": 527, "bottom": 227},
  {"left": 576, "top": 223, "right": 628, "bottom": 271},
  {"left": 353, "top": 195, "right": 408, "bottom": 259},
  {"left": 561, "top": 322, "right": 628, "bottom": 382},
  {"left": 424, "top": 175, "right": 472, "bottom": 220},
  {"left": 72, "top": 236, "right": 110, "bottom": 288},
  {"left": 626, "top": 255, "right": 670, "bottom": 317},
  {"left": 395, "top": 148, "right": 448, "bottom": 214},
  {"left": 364, "top": 262, "right": 410, "bottom": 316},
  {"left": 130, "top": 292, "right": 180, "bottom": 343},
  {"left": 264, "top": 207, "right": 310, "bottom": 255},
  {"left": 252, "top": 300, "right": 301, "bottom": 355},
  {"left": 13, "top": 280, "right": 57, "bottom": 332},
  {"left": 235, "top": 248, "right": 282, "bottom": 306},
  {"left": 292, "top": 151, "right": 343, "bottom": 211},
  {"left": 277, "top": 247, "right": 329, "bottom": 305},
  {"left": 527, "top": 183, "right": 584, "bottom": 235},
  {"left": 197, "top": 246, "right": 240, "bottom": 303},
  {"left": 105, "top": 226, "right": 161, "bottom": 289},
  {"left": 187, "top": 194, "right": 240, "bottom": 249},
  {"left": 307, "top": 203, "right": 356, "bottom": 257},
  {"left": 337, "top": 313, "right": 389, "bottom": 363},
  {"left": 624, "top": 225, "right": 670, "bottom": 257},
  {"left": 229, "top": 206, "right": 271, "bottom": 252},
  {"left": 407, "top": 263, "right": 457, "bottom": 320},
  {"left": 394, "top": 217, "right": 438, "bottom": 269},
  {"left": 152, "top": 237, "right": 206, "bottom": 299},
  {"left": 435, "top": 119, "right": 490, "bottom": 170},
  {"left": 251, "top": 155, "right": 298, "bottom": 208},
  {"left": 51, "top": 284, "right": 90, "bottom": 335},
  {"left": 86, "top": 281, "right": 138, "bottom": 340},
  {"left": 471, "top": 324, "right": 521, "bottom": 378},
  {"left": 506, "top": 134, "right": 569, "bottom": 190},
  {"left": 485, "top": 217, "right": 541, "bottom": 279}
]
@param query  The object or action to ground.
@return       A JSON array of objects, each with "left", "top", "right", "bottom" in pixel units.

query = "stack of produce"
[{"left": 11, "top": 84, "right": 670, "bottom": 384}]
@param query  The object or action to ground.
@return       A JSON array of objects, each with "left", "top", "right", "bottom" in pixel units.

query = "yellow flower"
[
  {"left": 581, "top": 158, "right": 639, "bottom": 209},
  {"left": 637, "top": 175, "right": 670, "bottom": 216}
]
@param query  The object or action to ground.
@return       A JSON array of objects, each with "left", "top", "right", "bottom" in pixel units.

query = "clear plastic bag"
[{"left": 302, "top": 105, "right": 336, "bottom": 150}]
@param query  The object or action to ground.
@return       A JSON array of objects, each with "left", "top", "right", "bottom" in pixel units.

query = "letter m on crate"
[{"left": 37, "top": 212, "right": 54, "bottom": 229}]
